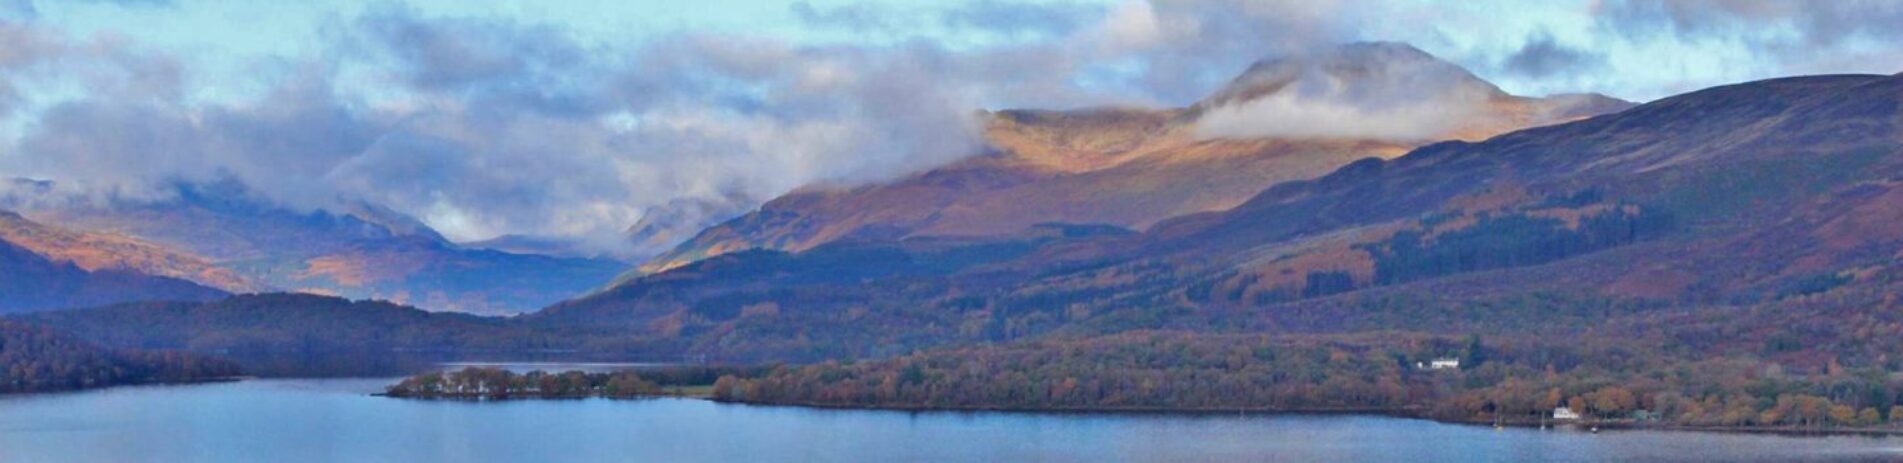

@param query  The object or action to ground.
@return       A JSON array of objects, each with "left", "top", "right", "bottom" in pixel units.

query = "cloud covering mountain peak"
[{"left": 1190, "top": 42, "right": 1516, "bottom": 141}]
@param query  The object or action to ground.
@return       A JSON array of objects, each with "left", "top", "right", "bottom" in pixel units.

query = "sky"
[{"left": 0, "top": 0, "right": 1899, "bottom": 257}]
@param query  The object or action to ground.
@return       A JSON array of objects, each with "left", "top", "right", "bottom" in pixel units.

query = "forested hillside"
[
  {"left": 16, "top": 293, "right": 544, "bottom": 353},
  {"left": 0, "top": 320, "right": 238, "bottom": 393}
]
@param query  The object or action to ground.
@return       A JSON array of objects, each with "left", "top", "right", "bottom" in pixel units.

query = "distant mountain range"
[
  {"left": 1, "top": 181, "right": 624, "bottom": 314},
  {"left": 0, "top": 225, "right": 226, "bottom": 313},
  {"left": 0, "top": 210, "right": 262, "bottom": 293}
]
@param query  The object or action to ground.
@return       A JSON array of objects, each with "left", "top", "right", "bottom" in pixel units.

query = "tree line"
[{"left": 0, "top": 320, "right": 238, "bottom": 393}]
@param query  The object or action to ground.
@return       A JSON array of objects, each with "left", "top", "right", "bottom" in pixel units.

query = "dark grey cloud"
[
  {"left": 790, "top": 0, "right": 1103, "bottom": 39},
  {"left": 1501, "top": 32, "right": 1606, "bottom": 79},
  {"left": 0, "top": 20, "right": 182, "bottom": 119},
  {"left": 351, "top": 9, "right": 605, "bottom": 118}
]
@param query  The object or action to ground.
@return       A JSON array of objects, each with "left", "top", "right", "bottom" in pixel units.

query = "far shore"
[
  {"left": 697, "top": 398, "right": 1903, "bottom": 438},
  {"left": 0, "top": 376, "right": 247, "bottom": 397}
]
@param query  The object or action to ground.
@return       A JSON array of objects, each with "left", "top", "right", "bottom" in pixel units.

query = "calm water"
[{"left": 0, "top": 378, "right": 1899, "bottom": 463}]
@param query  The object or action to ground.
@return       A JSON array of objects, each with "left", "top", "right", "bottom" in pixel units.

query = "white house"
[
  {"left": 1413, "top": 358, "right": 1461, "bottom": 370},
  {"left": 1553, "top": 407, "right": 1582, "bottom": 420}
]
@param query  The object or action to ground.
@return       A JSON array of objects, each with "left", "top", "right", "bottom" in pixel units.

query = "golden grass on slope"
[
  {"left": 0, "top": 212, "right": 263, "bottom": 293},
  {"left": 296, "top": 247, "right": 435, "bottom": 288}
]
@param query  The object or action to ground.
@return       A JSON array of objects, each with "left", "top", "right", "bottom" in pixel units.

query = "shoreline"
[
  {"left": 0, "top": 376, "right": 246, "bottom": 397},
  {"left": 702, "top": 398, "right": 1903, "bottom": 437},
  {"left": 34, "top": 375, "right": 1903, "bottom": 439}
]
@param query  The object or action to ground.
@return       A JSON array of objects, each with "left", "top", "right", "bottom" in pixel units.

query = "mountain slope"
[
  {"left": 15, "top": 293, "right": 535, "bottom": 352},
  {"left": 0, "top": 319, "right": 239, "bottom": 392},
  {"left": 532, "top": 71, "right": 1902, "bottom": 361},
  {"left": 4, "top": 182, "right": 625, "bottom": 314},
  {"left": 0, "top": 210, "right": 262, "bottom": 293},
  {"left": 629, "top": 42, "right": 1631, "bottom": 278},
  {"left": 0, "top": 236, "right": 227, "bottom": 314}
]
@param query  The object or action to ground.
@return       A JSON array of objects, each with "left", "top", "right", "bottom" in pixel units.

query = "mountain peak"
[
  {"left": 1196, "top": 41, "right": 1506, "bottom": 111},
  {"left": 1187, "top": 41, "right": 1629, "bottom": 142}
]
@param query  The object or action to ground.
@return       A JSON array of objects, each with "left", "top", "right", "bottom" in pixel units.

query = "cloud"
[
  {"left": 1, "top": 12, "right": 991, "bottom": 259},
  {"left": 6, "top": 0, "right": 1903, "bottom": 261},
  {"left": 1593, "top": 0, "right": 1903, "bottom": 46},
  {"left": 1193, "top": 91, "right": 1483, "bottom": 141},
  {"left": 1586, "top": 0, "right": 1903, "bottom": 94},
  {"left": 1501, "top": 32, "right": 1606, "bottom": 79},
  {"left": 1189, "top": 42, "right": 1501, "bottom": 141},
  {"left": 77, "top": 0, "right": 173, "bottom": 7},
  {"left": 789, "top": 2, "right": 901, "bottom": 33},
  {"left": 2, "top": 0, "right": 172, "bottom": 20},
  {"left": 790, "top": 0, "right": 1104, "bottom": 40},
  {"left": 0, "top": 0, "right": 34, "bottom": 20},
  {"left": 939, "top": 0, "right": 1105, "bottom": 38}
]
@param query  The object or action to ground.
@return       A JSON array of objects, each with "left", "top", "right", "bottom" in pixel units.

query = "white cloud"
[{"left": 1193, "top": 91, "right": 1485, "bottom": 141}]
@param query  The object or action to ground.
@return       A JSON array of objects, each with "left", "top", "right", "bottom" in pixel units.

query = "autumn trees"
[
  {"left": 0, "top": 320, "right": 238, "bottom": 393},
  {"left": 707, "top": 330, "right": 1903, "bottom": 430},
  {"left": 384, "top": 367, "right": 662, "bottom": 399}
]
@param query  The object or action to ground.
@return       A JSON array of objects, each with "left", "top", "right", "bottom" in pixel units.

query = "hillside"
[
  {"left": 514, "top": 72, "right": 1903, "bottom": 363},
  {"left": 3, "top": 182, "right": 626, "bottom": 314},
  {"left": 15, "top": 293, "right": 541, "bottom": 352},
  {"left": 0, "top": 210, "right": 262, "bottom": 293},
  {"left": 626, "top": 43, "right": 1632, "bottom": 277},
  {"left": 0, "top": 320, "right": 239, "bottom": 393},
  {"left": 0, "top": 236, "right": 228, "bottom": 314}
]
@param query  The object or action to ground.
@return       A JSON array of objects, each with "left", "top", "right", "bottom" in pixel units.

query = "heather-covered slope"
[
  {"left": 0, "top": 237, "right": 227, "bottom": 314},
  {"left": 627, "top": 43, "right": 1632, "bottom": 277}
]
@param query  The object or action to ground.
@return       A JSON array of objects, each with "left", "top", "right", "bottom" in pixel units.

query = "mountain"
[
  {"left": 0, "top": 233, "right": 227, "bottom": 314},
  {"left": 515, "top": 71, "right": 1903, "bottom": 362},
  {"left": 0, "top": 210, "right": 263, "bottom": 293},
  {"left": 3, "top": 182, "right": 626, "bottom": 314},
  {"left": 627, "top": 42, "right": 1632, "bottom": 278}
]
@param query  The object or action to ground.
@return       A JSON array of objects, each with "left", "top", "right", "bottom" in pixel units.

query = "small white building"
[
  {"left": 1413, "top": 358, "right": 1461, "bottom": 370},
  {"left": 1553, "top": 407, "right": 1582, "bottom": 421}
]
